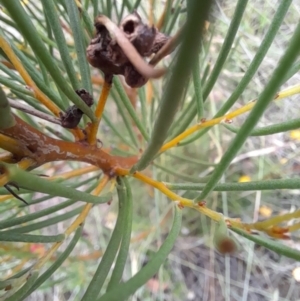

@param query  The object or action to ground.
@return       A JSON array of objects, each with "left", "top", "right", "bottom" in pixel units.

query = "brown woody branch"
[{"left": 0, "top": 115, "right": 138, "bottom": 175}]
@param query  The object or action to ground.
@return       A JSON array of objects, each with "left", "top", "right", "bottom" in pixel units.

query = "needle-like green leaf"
[
  {"left": 23, "top": 225, "right": 83, "bottom": 298},
  {"left": 2, "top": 0, "right": 96, "bottom": 121},
  {"left": 41, "top": 0, "right": 80, "bottom": 91},
  {"left": 196, "top": 19, "right": 300, "bottom": 201},
  {"left": 114, "top": 77, "right": 149, "bottom": 141},
  {"left": 232, "top": 228, "right": 300, "bottom": 261},
  {"left": 82, "top": 177, "right": 127, "bottom": 300},
  {"left": 0, "top": 232, "right": 65, "bottom": 243},
  {"left": 97, "top": 206, "right": 182, "bottom": 301},
  {"left": 166, "top": 178, "right": 300, "bottom": 191},
  {"left": 223, "top": 118, "right": 300, "bottom": 136},
  {"left": 0, "top": 85, "right": 15, "bottom": 129},
  {"left": 0, "top": 163, "right": 111, "bottom": 204},
  {"left": 4, "top": 270, "right": 39, "bottom": 301},
  {"left": 131, "top": 0, "right": 212, "bottom": 172},
  {"left": 106, "top": 177, "right": 133, "bottom": 290},
  {"left": 64, "top": 0, "right": 93, "bottom": 94}
]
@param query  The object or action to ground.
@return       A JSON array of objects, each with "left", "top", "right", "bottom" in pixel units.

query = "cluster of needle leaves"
[{"left": 0, "top": 0, "right": 300, "bottom": 300}]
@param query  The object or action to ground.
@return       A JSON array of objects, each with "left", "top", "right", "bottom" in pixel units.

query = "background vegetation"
[{"left": 0, "top": 0, "right": 300, "bottom": 300}]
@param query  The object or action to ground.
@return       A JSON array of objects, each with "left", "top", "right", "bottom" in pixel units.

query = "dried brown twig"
[
  {"left": 9, "top": 99, "right": 61, "bottom": 125},
  {"left": 149, "top": 27, "right": 183, "bottom": 66}
]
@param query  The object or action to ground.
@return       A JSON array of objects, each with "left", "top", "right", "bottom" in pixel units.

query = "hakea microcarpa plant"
[
  {"left": 0, "top": 5, "right": 297, "bottom": 237},
  {"left": 1, "top": 0, "right": 300, "bottom": 299}
]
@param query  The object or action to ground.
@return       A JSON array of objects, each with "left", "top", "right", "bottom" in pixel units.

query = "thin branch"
[
  {"left": 0, "top": 36, "right": 61, "bottom": 116},
  {"left": 9, "top": 99, "right": 61, "bottom": 125},
  {"left": 149, "top": 27, "right": 182, "bottom": 66},
  {"left": 87, "top": 79, "right": 112, "bottom": 145},
  {"left": 159, "top": 83, "right": 300, "bottom": 153},
  {"left": 0, "top": 115, "right": 138, "bottom": 175},
  {"left": 0, "top": 86, "right": 15, "bottom": 129}
]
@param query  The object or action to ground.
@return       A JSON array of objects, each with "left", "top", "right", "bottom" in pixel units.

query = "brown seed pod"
[
  {"left": 119, "top": 11, "right": 157, "bottom": 57},
  {"left": 86, "top": 13, "right": 172, "bottom": 88},
  {"left": 76, "top": 89, "right": 94, "bottom": 107},
  {"left": 123, "top": 63, "right": 148, "bottom": 88},
  {"left": 86, "top": 24, "right": 124, "bottom": 76},
  {"left": 60, "top": 89, "right": 94, "bottom": 129}
]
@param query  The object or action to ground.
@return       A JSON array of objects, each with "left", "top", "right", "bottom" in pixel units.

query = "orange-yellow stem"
[
  {"left": 156, "top": 0, "right": 174, "bottom": 30},
  {"left": 0, "top": 153, "right": 15, "bottom": 163},
  {"left": 0, "top": 36, "right": 61, "bottom": 116},
  {"left": 132, "top": 171, "right": 239, "bottom": 225},
  {"left": 149, "top": 0, "right": 154, "bottom": 25},
  {"left": 287, "top": 222, "right": 300, "bottom": 233},
  {"left": 146, "top": 81, "right": 153, "bottom": 104},
  {"left": 248, "top": 209, "right": 300, "bottom": 231},
  {"left": 131, "top": 171, "right": 296, "bottom": 236},
  {"left": 160, "top": 103, "right": 256, "bottom": 152},
  {"left": 34, "top": 175, "right": 109, "bottom": 270},
  {"left": 133, "top": 171, "right": 192, "bottom": 206},
  {"left": 0, "top": 133, "right": 30, "bottom": 157},
  {"left": 0, "top": 157, "right": 35, "bottom": 187},
  {"left": 70, "top": 128, "right": 85, "bottom": 141},
  {"left": 49, "top": 165, "right": 98, "bottom": 180},
  {"left": 160, "top": 84, "right": 300, "bottom": 153},
  {"left": 87, "top": 81, "right": 111, "bottom": 145}
]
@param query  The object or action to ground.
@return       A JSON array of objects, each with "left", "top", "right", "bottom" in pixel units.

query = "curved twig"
[{"left": 149, "top": 27, "right": 183, "bottom": 66}]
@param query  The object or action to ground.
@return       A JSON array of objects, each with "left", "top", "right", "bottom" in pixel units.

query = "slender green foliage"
[
  {"left": 106, "top": 177, "right": 133, "bottom": 290},
  {"left": 181, "top": 0, "right": 292, "bottom": 145},
  {"left": 232, "top": 228, "right": 300, "bottom": 261},
  {"left": 102, "top": 113, "right": 136, "bottom": 149},
  {"left": 0, "top": 86, "right": 15, "bottom": 129},
  {"left": 82, "top": 178, "right": 127, "bottom": 300},
  {"left": 41, "top": 0, "right": 80, "bottom": 90},
  {"left": 2, "top": 206, "right": 84, "bottom": 234},
  {"left": 203, "top": 0, "right": 249, "bottom": 101},
  {"left": 4, "top": 271, "right": 39, "bottom": 301},
  {"left": 114, "top": 77, "right": 149, "bottom": 141},
  {"left": 111, "top": 88, "right": 140, "bottom": 148},
  {"left": 2, "top": 0, "right": 96, "bottom": 120},
  {"left": 196, "top": 20, "right": 300, "bottom": 201},
  {"left": 97, "top": 206, "right": 182, "bottom": 301},
  {"left": 224, "top": 119, "right": 300, "bottom": 136},
  {"left": 92, "top": 0, "right": 98, "bottom": 19},
  {"left": 192, "top": 54, "right": 204, "bottom": 120},
  {"left": 64, "top": 0, "right": 93, "bottom": 94},
  {"left": 23, "top": 225, "right": 83, "bottom": 298},
  {"left": 1, "top": 163, "right": 111, "bottom": 204},
  {"left": 216, "top": 0, "right": 292, "bottom": 116},
  {"left": 132, "top": 0, "right": 213, "bottom": 172},
  {"left": 166, "top": 177, "right": 300, "bottom": 191},
  {"left": 0, "top": 199, "right": 76, "bottom": 230},
  {"left": 0, "top": 1, "right": 300, "bottom": 299},
  {"left": 0, "top": 232, "right": 65, "bottom": 243}
]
